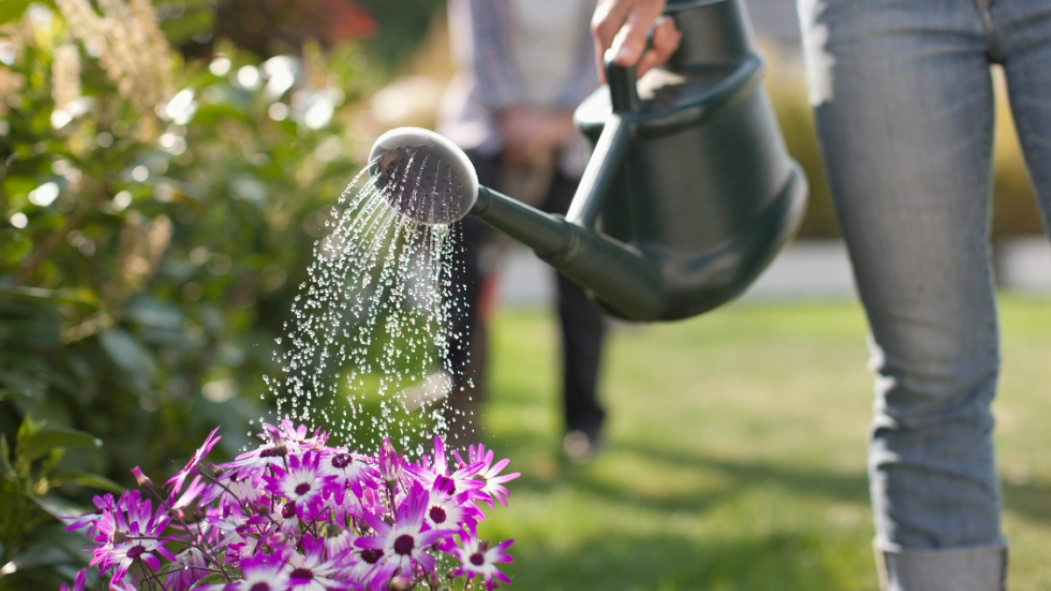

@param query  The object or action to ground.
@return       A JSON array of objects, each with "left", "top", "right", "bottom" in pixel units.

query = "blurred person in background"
[
  {"left": 593, "top": 0, "right": 1051, "bottom": 588},
  {"left": 437, "top": 0, "right": 608, "bottom": 462}
]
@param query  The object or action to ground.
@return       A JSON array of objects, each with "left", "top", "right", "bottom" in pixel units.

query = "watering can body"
[{"left": 468, "top": 0, "right": 807, "bottom": 321}]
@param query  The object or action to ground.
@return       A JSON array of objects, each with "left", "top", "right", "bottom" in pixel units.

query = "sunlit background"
[{"left": 2, "top": 0, "right": 1050, "bottom": 589}]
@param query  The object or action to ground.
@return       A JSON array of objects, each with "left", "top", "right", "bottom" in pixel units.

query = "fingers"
[
  {"left": 609, "top": 1, "right": 666, "bottom": 67},
  {"left": 591, "top": 0, "right": 675, "bottom": 82},
  {"left": 635, "top": 16, "right": 681, "bottom": 77},
  {"left": 591, "top": 0, "right": 632, "bottom": 82}
]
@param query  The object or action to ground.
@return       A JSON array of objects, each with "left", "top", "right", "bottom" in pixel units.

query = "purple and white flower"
[
  {"left": 355, "top": 482, "right": 454, "bottom": 584},
  {"left": 445, "top": 528, "right": 514, "bottom": 591}
]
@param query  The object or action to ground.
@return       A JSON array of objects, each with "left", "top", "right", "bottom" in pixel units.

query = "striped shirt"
[{"left": 439, "top": 0, "right": 600, "bottom": 166}]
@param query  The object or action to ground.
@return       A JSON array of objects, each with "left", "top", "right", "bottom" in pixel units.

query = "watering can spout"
[
  {"left": 368, "top": 127, "right": 665, "bottom": 319},
  {"left": 369, "top": 0, "right": 809, "bottom": 322}
]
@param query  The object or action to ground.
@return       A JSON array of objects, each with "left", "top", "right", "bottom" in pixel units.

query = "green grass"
[{"left": 471, "top": 297, "right": 1051, "bottom": 590}]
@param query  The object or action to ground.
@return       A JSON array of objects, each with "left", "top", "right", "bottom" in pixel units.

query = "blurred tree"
[{"left": 181, "top": 0, "right": 378, "bottom": 59}]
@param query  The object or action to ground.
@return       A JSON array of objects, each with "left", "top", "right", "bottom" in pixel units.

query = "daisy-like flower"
[
  {"left": 263, "top": 450, "right": 336, "bottom": 522},
  {"left": 423, "top": 480, "right": 482, "bottom": 531},
  {"left": 219, "top": 551, "right": 289, "bottom": 591},
  {"left": 166, "top": 426, "right": 222, "bottom": 495},
  {"left": 319, "top": 448, "right": 380, "bottom": 506},
  {"left": 454, "top": 443, "right": 520, "bottom": 508},
  {"left": 209, "top": 442, "right": 288, "bottom": 493},
  {"left": 283, "top": 533, "right": 352, "bottom": 591},
  {"left": 91, "top": 491, "right": 176, "bottom": 587},
  {"left": 407, "top": 436, "right": 484, "bottom": 498},
  {"left": 164, "top": 547, "right": 208, "bottom": 591},
  {"left": 354, "top": 482, "right": 454, "bottom": 585},
  {"left": 322, "top": 522, "right": 358, "bottom": 557},
  {"left": 444, "top": 528, "right": 514, "bottom": 591},
  {"left": 170, "top": 473, "right": 207, "bottom": 512},
  {"left": 65, "top": 493, "right": 117, "bottom": 537},
  {"left": 59, "top": 568, "right": 87, "bottom": 591},
  {"left": 263, "top": 419, "right": 330, "bottom": 452}
]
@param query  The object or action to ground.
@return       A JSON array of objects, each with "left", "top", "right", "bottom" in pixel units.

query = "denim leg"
[
  {"left": 798, "top": 0, "right": 1007, "bottom": 585},
  {"left": 995, "top": 1, "right": 1051, "bottom": 231}
]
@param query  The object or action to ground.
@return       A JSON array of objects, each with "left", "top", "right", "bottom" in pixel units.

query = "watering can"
[{"left": 369, "top": 0, "right": 807, "bottom": 322}]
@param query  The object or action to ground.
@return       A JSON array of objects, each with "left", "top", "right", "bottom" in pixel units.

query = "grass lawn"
[{"left": 472, "top": 297, "right": 1051, "bottom": 590}]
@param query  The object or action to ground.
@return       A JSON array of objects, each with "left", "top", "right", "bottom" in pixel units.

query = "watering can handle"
[
  {"left": 566, "top": 58, "right": 638, "bottom": 227},
  {"left": 605, "top": 56, "right": 641, "bottom": 113}
]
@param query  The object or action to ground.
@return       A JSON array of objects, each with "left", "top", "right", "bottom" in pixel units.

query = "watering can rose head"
[
  {"left": 369, "top": 127, "right": 480, "bottom": 226},
  {"left": 62, "top": 422, "right": 519, "bottom": 591}
]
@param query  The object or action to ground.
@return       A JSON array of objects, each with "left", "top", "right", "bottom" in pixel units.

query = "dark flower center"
[
  {"left": 260, "top": 447, "right": 279, "bottom": 458},
  {"left": 436, "top": 475, "right": 456, "bottom": 495},
  {"left": 127, "top": 546, "right": 146, "bottom": 559},
  {"left": 249, "top": 584, "right": 270, "bottom": 591},
  {"left": 470, "top": 552, "right": 485, "bottom": 566},
  {"left": 393, "top": 534, "right": 415, "bottom": 555},
  {"left": 289, "top": 568, "right": 313, "bottom": 580},
  {"left": 282, "top": 502, "right": 296, "bottom": 518},
  {"left": 294, "top": 483, "right": 311, "bottom": 496},
  {"left": 428, "top": 506, "right": 447, "bottom": 523},
  {"left": 331, "top": 453, "right": 352, "bottom": 468},
  {"left": 361, "top": 549, "right": 383, "bottom": 564}
]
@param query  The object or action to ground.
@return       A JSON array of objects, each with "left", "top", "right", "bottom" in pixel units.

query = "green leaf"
[
  {"left": 2, "top": 544, "right": 72, "bottom": 574},
  {"left": 30, "top": 494, "right": 86, "bottom": 520},
  {"left": 0, "top": 436, "right": 12, "bottom": 474},
  {"left": 160, "top": 8, "right": 215, "bottom": 46},
  {"left": 57, "top": 472, "right": 124, "bottom": 494},
  {"left": 0, "top": 389, "right": 28, "bottom": 403},
  {"left": 0, "top": 286, "right": 98, "bottom": 308},
  {"left": 0, "top": 0, "right": 32, "bottom": 26},
  {"left": 16, "top": 413, "right": 42, "bottom": 445},
  {"left": 20, "top": 429, "right": 101, "bottom": 462}
]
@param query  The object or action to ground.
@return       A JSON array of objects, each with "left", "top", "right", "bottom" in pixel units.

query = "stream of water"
[{"left": 263, "top": 158, "right": 470, "bottom": 457}]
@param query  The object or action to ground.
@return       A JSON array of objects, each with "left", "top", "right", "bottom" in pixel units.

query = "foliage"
[
  {"left": 354, "top": 0, "right": 445, "bottom": 75},
  {"left": 0, "top": 414, "right": 117, "bottom": 589},
  {"left": 0, "top": 6, "right": 372, "bottom": 586}
]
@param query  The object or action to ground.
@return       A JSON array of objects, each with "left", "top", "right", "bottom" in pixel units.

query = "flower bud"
[
  {"left": 273, "top": 441, "right": 288, "bottom": 457},
  {"left": 131, "top": 466, "right": 152, "bottom": 490},
  {"left": 112, "top": 531, "right": 127, "bottom": 544},
  {"left": 389, "top": 575, "right": 414, "bottom": 591}
]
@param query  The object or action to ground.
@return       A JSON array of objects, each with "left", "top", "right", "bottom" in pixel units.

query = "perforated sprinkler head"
[{"left": 368, "top": 127, "right": 479, "bottom": 225}]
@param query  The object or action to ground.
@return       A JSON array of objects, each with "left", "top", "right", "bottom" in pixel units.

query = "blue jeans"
[{"left": 798, "top": 0, "right": 1051, "bottom": 588}]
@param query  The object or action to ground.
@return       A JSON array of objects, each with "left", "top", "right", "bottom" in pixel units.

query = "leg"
[
  {"left": 541, "top": 172, "right": 608, "bottom": 441},
  {"left": 996, "top": 0, "right": 1051, "bottom": 231},
  {"left": 798, "top": 0, "right": 1006, "bottom": 587}
]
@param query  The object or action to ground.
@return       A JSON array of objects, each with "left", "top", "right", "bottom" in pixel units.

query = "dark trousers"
[{"left": 445, "top": 150, "right": 607, "bottom": 438}]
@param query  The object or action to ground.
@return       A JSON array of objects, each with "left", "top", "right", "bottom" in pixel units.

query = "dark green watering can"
[{"left": 369, "top": 0, "right": 807, "bottom": 321}]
